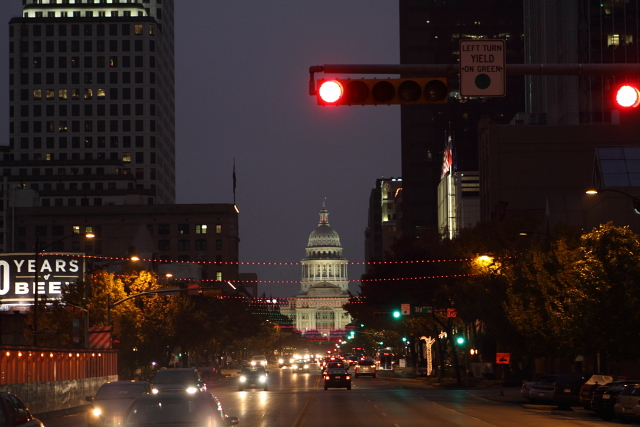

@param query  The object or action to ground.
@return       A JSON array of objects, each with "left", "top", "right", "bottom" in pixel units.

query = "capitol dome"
[{"left": 307, "top": 201, "right": 341, "bottom": 248}]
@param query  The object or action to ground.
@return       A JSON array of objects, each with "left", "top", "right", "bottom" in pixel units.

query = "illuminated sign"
[{"left": 0, "top": 253, "right": 85, "bottom": 305}]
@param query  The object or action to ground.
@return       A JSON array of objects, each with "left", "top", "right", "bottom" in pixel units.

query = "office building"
[
  {"left": 399, "top": 0, "right": 525, "bottom": 237},
  {"left": 5, "top": 0, "right": 175, "bottom": 208},
  {"left": 364, "top": 177, "right": 402, "bottom": 268}
]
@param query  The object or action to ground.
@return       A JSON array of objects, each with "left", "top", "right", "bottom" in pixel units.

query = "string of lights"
[{"left": 47, "top": 252, "right": 515, "bottom": 266}]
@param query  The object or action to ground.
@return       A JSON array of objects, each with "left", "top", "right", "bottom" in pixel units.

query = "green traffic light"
[
  {"left": 456, "top": 336, "right": 465, "bottom": 345},
  {"left": 392, "top": 311, "right": 401, "bottom": 318},
  {"left": 402, "top": 337, "right": 407, "bottom": 342}
]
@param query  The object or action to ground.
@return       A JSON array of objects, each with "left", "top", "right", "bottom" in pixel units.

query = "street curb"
[{"left": 34, "top": 403, "right": 91, "bottom": 421}]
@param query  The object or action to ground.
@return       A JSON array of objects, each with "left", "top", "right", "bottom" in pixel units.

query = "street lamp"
[
  {"left": 586, "top": 188, "right": 640, "bottom": 214},
  {"left": 33, "top": 232, "right": 94, "bottom": 347}
]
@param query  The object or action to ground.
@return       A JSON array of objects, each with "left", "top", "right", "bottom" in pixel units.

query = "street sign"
[
  {"left": 413, "top": 305, "right": 433, "bottom": 315},
  {"left": 401, "top": 304, "right": 411, "bottom": 315},
  {"left": 459, "top": 39, "right": 506, "bottom": 97},
  {"left": 446, "top": 308, "right": 457, "bottom": 318},
  {"left": 496, "top": 353, "right": 510, "bottom": 364}
]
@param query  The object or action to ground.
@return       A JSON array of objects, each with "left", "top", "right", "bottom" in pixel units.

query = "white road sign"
[
  {"left": 459, "top": 39, "right": 506, "bottom": 97},
  {"left": 401, "top": 304, "right": 411, "bottom": 316}
]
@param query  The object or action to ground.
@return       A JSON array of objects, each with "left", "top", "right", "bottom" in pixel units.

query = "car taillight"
[
  {"left": 522, "top": 383, "right": 526, "bottom": 390},
  {"left": 324, "top": 376, "right": 330, "bottom": 380},
  {"left": 346, "top": 376, "right": 351, "bottom": 380},
  {"left": 355, "top": 365, "right": 360, "bottom": 369}
]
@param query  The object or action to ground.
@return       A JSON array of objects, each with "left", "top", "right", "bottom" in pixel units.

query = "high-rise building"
[
  {"left": 364, "top": 177, "right": 402, "bottom": 268},
  {"left": 399, "top": 1, "right": 525, "bottom": 237},
  {"left": 524, "top": 0, "right": 640, "bottom": 125},
  {"left": 5, "top": 0, "right": 175, "bottom": 207}
]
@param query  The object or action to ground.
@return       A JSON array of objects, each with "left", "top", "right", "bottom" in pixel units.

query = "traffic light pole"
[{"left": 309, "top": 63, "right": 640, "bottom": 95}]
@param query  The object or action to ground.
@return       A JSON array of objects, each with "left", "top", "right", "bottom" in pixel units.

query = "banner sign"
[{"left": 0, "top": 253, "right": 85, "bottom": 305}]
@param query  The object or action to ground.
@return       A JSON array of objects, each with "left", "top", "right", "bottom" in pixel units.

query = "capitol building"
[{"left": 281, "top": 202, "right": 352, "bottom": 339}]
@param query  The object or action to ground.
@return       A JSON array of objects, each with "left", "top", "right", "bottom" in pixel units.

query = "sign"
[
  {"left": 496, "top": 353, "right": 511, "bottom": 364},
  {"left": 413, "top": 305, "right": 433, "bottom": 315},
  {"left": 401, "top": 304, "right": 411, "bottom": 315},
  {"left": 446, "top": 308, "right": 457, "bottom": 318},
  {"left": 88, "top": 326, "right": 112, "bottom": 349},
  {"left": 459, "top": 39, "right": 506, "bottom": 97},
  {"left": 0, "top": 253, "right": 85, "bottom": 305}
]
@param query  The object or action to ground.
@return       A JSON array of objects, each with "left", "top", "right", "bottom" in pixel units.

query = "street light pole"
[{"left": 586, "top": 188, "right": 640, "bottom": 214}]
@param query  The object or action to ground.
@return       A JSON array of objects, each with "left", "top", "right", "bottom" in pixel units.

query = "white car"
[{"left": 250, "top": 355, "right": 268, "bottom": 366}]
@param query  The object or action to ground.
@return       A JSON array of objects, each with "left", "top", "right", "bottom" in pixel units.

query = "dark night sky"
[{"left": 0, "top": 1, "right": 401, "bottom": 297}]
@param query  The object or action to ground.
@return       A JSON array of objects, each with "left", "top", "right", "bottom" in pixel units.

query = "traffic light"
[
  {"left": 317, "top": 77, "right": 448, "bottom": 106},
  {"left": 615, "top": 84, "right": 640, "bottom": 108},
  {"left": 402, "top": 337, "right": 407, "bottom": 342},
  {"left": 392, "top": 310, "right": 402, "bottom": 319},
  {"left": 456, "top": 336, "right": 465, "bottom": 345}
]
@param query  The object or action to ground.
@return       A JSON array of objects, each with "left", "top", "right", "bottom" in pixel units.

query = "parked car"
[
  {"left": 121, "top": 391, "right": 238, "bottom": 427},
  {"left": 151, "top": 368, "right": 205, "bottom": 394},
  {"left": 522, "top": 375, "right": 558, "bottom": 400},
  {"left": 354, "top": 359, "right": 376, "bottom": 378},
  {"left": 528, "top": 375, "right": 559, "bottom": 403},
  {"left": 592, "top": 380, "right": 639, "bottom": 420},
  {"left": 578, "top": 374, "right": 613, "bottom": 409},
  {"left": 552, "top": 373, "right": 588, "bottom": 409},
  {"left": 614, "top": 383, "right": 640, "bottom": 422},
  {"left": 0, "top": 392, "right": 44, "bottom": 427},
  {"left": 86, "top": 381, "right": 151, "bottom": 427}
]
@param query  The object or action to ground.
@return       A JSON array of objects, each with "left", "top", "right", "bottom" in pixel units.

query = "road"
[{"left": 42, "top": 365, "right": 615, "bottom": 427}]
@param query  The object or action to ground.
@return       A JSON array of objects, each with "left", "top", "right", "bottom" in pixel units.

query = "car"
[
  {"left": 0, "top": 392, "right": 44, "bottom": 426},
  {"left": 354, "top": 359, "right": 376, "bottom": 378},
  {"left": 290, "top": 359, "right": 310, "bottom": 373},
  {"left": 324, "top": 368, "right": 352, "bottom": 390},
  {"left": 121, "top": 391, "right": 239, "bottom": 427},
  {"left": 322, "top": 361, "right": 347, "bottom": 375},
  {"left": 86, "top": 381, "right": 151, "bottom": 427},
  {"left": 521, "top": 374, "right": 558, "bottom": 400},
  {"left": 250, "top": 355, "right": 268, "bottom": 367},
  {"left": 614, "top": 383, "right": 640, "bottom": 422},
  {"left": 578, "top": 374, "right": 613, "bottom": 409},
  {"left": 552, "top": 373, "right": 587, "bottom": 409},
  {"left": 238, "top": 365, "right": 269, "bottom": 391},
  {"left": 528, "top": 375, "right": 559, "bottom": 403},
  {"left": 151, "top": 368, "right": 205, "bottom": 394},
  {"left": 592, "top": 380, "right": 639, "bottom": 420}
]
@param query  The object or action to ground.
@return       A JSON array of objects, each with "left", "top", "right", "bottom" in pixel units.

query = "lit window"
[
  {"left": 216, "top": 271, "right": 222, "bottom": 281},
  {"left": 84, "top": 88, "right": 93, "bottom": 99},
  {"left": 59, "top": 89, "right": 67, "bottom": 100},
  {"left": 97, "top": 88, "right": 106, "bottom": 99},
  {"left": 134, "top": 24, "right": 143, "bottom": 35},
  {"left": 122, "top": 152, "right": 131, "bottom": 163},
  {"left": 196, "top": 225, "right": 207, "bottom": 234},
  {"left": 73, "top": 226, "right": 80, "bottom": 234},
  {"left": 33, "top": 89, "right": 42, "bottom": 100},
  {"left": 46, "top": 89, "right": 55, "bottom": 100},
  {"left": 216, "top": 225, "right": 222, "bottom": 233}
]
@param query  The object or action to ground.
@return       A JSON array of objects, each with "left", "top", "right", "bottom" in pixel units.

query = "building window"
[
  {"left": 178, "top": 240, "right": 190, "bottom": 251},
  {"left": 216, "top": 224, "right": 222, "bottom": 234},
  {"left": 196, "top": 225, "right": 207, "bottom": 234},
  {"left": 158, "top": 224, "right": 170, "bottom": 234},
  {"left": 178, "top": 224, "right": 189, "bottom": 235},
  {"left": 195, "top": 239, "right": 207, "bottom": 250},
  {"left": 216, "top": 240, "right": 222, "bottom": 251}
]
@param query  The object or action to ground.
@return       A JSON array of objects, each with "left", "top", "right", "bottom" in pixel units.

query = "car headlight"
[
  {"left": 291, "top": 364, "right": 298, "bottom": 369},
  {"left": 304, "top": 365, "right": 309, "bottom": 369},
  {"left": 278, "top": 359, "right": 284, "bottom": 364},
  {"left": 290, "top": 358, "right": 295, "bottom": 363},
  {"left": 261, "top": 361, "right": 267, "bottom": 365},
  {"left": 259, "top": 376, "right": 267, "bottom": 382},
  {"left": 152, "top": 388, "right": 159, "bottom": 394},
  {"left": 91, "top": 408, "right": 102, "bottom": 417},
  {"left": 251, "top": 361, "right": 257, "bottom": 366},
  {"left": 186, "top": 387, "right": 198, "bottom": 394},
  {"left": 239, "top": 376, "right": 247, "bottom": 382}
]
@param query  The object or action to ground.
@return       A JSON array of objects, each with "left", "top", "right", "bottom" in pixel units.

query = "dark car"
[
  {"left": 354, "top": 359, "right": 376, "bottom": 378},
  {"left": 0, "top": 392, "right": 43, "bottom": 427},
  {"left": 290, "top": 359, "right": 310, "bottom": 373},
  {"left": 528, "top": 375, "right": 559, "bottom": 403},
  {"left": 324, "top": 368, "right": 352, "bottom": 390},
  {"left": 122, "top": 391, "right": 238, "bottom": 427},
  {"left": 552, "top": 373, "right": 587, "bottom": 409},
  {"left": 592, "top": 380, "right": 639, "bottom": 420},
  {"left": 522, "top": 374, "right": 558, "bottom": 400},
  {"left": 578, "top": 374, "right": 613, "bottom": 409},
  {"left": 86, "top": 381, "right": 151, "bottom": 427},
  {"left": 151, "top": 368, "right": 205, "bottom": 394},
  {"left": 322, "top": 361, "right": 347, "bottom": 375},
  {"left": 238, "top": 365, "right": 269, "bottom": 391}
]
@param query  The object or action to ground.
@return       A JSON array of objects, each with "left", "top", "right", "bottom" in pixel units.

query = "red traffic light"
[
  {"left": 317, "top": 77, "right": 448, "bottom": 106},
  {"left": 616, "top": 85, "right": 640, "bottom": 108}
]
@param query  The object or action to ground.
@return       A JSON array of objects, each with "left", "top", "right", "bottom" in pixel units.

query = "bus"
[{"left": 376, "top": 350, "right": 395, "bottom": 371}]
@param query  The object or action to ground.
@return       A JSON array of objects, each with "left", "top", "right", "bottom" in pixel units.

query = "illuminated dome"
[{"left": 307, "top": 201, "right": 341, "bottom": 248}]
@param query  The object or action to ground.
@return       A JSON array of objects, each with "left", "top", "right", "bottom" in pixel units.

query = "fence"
[{"left": 0, "top": 346, "right": 118, "bottom": 414}]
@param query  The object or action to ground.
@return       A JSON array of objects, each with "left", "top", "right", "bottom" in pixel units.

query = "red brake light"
[
  {"left": 324, "top": 376, "right": 330, "bottom": 380},
  {"left": 346, "top": 376, "right": 351, "bottom": 380}
]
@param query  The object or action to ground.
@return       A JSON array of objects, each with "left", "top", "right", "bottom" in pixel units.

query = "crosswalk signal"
[{"left": 317, "top": 77, "right": 448, "bottom": 106}]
